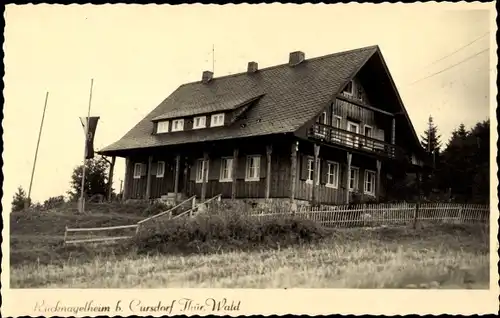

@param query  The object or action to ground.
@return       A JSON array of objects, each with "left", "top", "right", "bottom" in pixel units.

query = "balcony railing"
[{"left": 308, "top": 123, "right": 405, "bottom": 160}]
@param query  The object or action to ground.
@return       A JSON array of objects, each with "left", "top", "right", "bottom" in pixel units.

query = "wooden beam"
[
  {"left": 183, "top": 160, "right": 189, "bottom": 197},
  {"left": 231, "top": 148, "right": 239, "bottom": 199},
  {"left": 336, "top": 94, "right": 395, "bottom": 117},
  {"left": 391, "top": 117, "right": 396, "bottom": 145},
  {"left": 145, "top": 155, "right": 153, "bottom": 200},
  {"left": 122, "top": 157, "right": 131, "bottom": 201},
  {"left": 312, "top": 144, "right": 320, "bottom": 206},
  {"left": 265, "top": 145, "right": 272, "bottom": 199},
  {"left": 174, "top": 154, "right": 181, "bottom": 202},
  {"left": 346, "top": 152, "right": 352, "bottom": 204},
  {"left": 200, "top": 151, "right": 209, "bottom": 201},
  {"left": 108, "top": 156, "right": 116, "bottom": 202},
  {"left": 290, "top": 141, "right": 298, "bottom": 203},
  {"left": 376, "top": 159, "right": 381, "bottom": 203}
]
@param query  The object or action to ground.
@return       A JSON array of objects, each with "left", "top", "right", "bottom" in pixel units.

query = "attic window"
[
  {"left": 157, "top": 120, "right": 169, "bottom": 134},
  {"left": 172, "top": 119, "right": 184, "bottom": 132},
  {"left": 343, "top": 80, "right": 354, "bottom": 96},
  {"left": 193, "top": 116, "right": 206, "bottom": 129},
  {"left": 211, "top": 113, "right": 225, "bottom": 127}
]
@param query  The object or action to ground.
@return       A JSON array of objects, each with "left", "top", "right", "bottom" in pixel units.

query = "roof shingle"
[{"left": 100, "top": 45, "right": 378, "bottom": 154}]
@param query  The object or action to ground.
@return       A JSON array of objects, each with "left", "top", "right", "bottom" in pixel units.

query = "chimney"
[
  {"left": 202, "top": 71, "right": 213, "bottom": 83},
  {"left": 289, "top": 51, "right": 305, "bottom": 66},
  {"left": 247, "top": 61, "right": 258, "bottom": 73}
]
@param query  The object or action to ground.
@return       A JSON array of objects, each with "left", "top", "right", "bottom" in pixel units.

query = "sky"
[{"left": 2, "top": 3, "right": 495, "bottom": 212}]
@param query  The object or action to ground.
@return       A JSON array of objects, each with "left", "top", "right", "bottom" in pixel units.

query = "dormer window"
[
  {"left": 210, "top": 113, "right": 225, "bottom": 127},
  {"left": 172, "top": 119, "right": 184, "bottom": 132},
  {"left": 193, "top": 116, "right": 206, "bottom": 129},
  {"left": 157, "top": 120, "right": 169, "bottom": 134},
  {"left": 343, "top": 80, "right": 353, "bottom": 96}
]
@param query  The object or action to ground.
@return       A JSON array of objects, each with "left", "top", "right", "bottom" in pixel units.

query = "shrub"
[
  {"left": 134, "top": 213, "right": 328, "bottom": 255},
  {"left": 43, "top": 196, "right": 66, "bottom": 210}
]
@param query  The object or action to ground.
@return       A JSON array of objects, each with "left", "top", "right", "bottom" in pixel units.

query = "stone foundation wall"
[{"left": 218, "top": 198, "right": 311, "bottom": 214}]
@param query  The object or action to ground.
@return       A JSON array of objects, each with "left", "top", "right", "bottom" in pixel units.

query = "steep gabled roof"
[{"left": 100, "top": 45, "right": 420, "bottom": 155}]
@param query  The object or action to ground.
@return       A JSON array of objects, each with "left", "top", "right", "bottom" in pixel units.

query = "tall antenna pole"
[
  {"left": 79, "top": 78, "right": 94, "bottom": 213},
  {"left": 212, "top": 44, "right": 215, "bottom": 73},
  {"left": 26, "top": 91, "right": 49, "bottom": 208}
]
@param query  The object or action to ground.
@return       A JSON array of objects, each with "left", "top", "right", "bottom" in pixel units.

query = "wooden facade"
[{"left": 118, "top": 76, "right": 421, "bottom": 205}]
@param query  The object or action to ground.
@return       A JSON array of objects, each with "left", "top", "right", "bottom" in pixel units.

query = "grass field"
[{"left": 9, "top": 204, "right": 490, "bottom": 289}]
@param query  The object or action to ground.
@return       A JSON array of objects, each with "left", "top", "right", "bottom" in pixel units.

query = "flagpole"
[
  {"left": 26, "top": 91, "right": 49, "bottom": 209},
  {"left": 79, "top": 78, "right": 94, "bottom": 213}
]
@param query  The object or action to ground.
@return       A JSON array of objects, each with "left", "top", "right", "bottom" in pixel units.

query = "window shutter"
[
  {"left": 376, "top": 129, "right": 385, "bottom": 141},
  {"left": 320, "top": 161, "right": 328, "bottom": 184},
  {"left": 236, "top": 157, "right": 246, "bottom": 179},
  {"left": 259, "top": 155, "right": 267, "bottom": 178},
  {"left": 189, "top": 161, "right": 197, "bottom": 181},
  {"left": 299, "top": 155, "right": 308, "bottom": 180},
  {"left": 208, "top": 158, "right": 219, "bottom": 180},
  {"left": 141, "top": 163, "right": 147, "bottom": 176},
  {"left": 150, "top": 162, "right": 158, "bottom": 175},
  {"left": 340, "top": 164, "right": 346, "bottom": 188}
]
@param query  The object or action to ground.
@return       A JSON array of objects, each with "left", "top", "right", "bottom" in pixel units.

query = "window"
[
  {"left": 316, "top": 111, "right": 327, "bottom": 125},
  {"left": 193, "top": 116, "right": 206, "bottom": 129},
  {"left": 157, "top": 121, "right": 169, "bottom": 134},
  {"left": 333, "top": 115, "right": 341, "bottom": 128},
  {"left": 363, "top": 125, "right": 374, "bottom": 149},
  {"left": 332, "top": 115, "right": 342, "bottom": 142},
  {"left": 156, "top": 161, "right": 165, "bottom": 178},
  {"left": 364, "top": 170, "right": 376, "bottom": 195},
  {"left": 172, "top": 119, "right": 184, "bottom": 132},
  {"left": 245, "top": 155, "right": 261, "bottom": 181},
  {"left": 219, "top": 158, "right": 233, "bottom": 182},
  {"left": 210, "top": 113, "right": 225, "bottom": 127},
  {"left": 343, "top": 80, "right": 353, "bottom": 95},
  {"left": 306, "top": 159, "right": 314, "bottom": 183},
  {"left": 326, "top": 161, "right": 340, "bottom": 188},
  {"left": 195, "top": 159, "right": 209, "bottom": 183},
  {"left": 306, "top": 158, "right": 320, "bottom": 185},
  {"left": 133, "top": 163, "right": 142, "bottom": 179},
  {"left": 349, "top": 167, "right": 359, "bottom": 191},
  {"left": 315, "top": 112, "right": 328, "bottom": 137},
  {"left": 364, "top": 125, "right": 373, "bottom": 138},
  {"left": 346, "top": 121, "right": 360, "bottom": 147}
]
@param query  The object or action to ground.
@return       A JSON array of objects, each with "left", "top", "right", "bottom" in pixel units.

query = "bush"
[
  {"left": 43, "top": 196, "right": 66, "bottom": 210},
  {"left": 134, "top": 213, "right": 328, "bottom": 255}
]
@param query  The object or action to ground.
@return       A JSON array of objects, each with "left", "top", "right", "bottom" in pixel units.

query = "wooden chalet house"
[{"left": 99, "top": 45, "right": 425, "bottom": 207}]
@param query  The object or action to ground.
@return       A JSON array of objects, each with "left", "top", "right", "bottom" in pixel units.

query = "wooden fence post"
[
  {"left": 413, "top": 203, "right": 420, "bottom": 229},
  {"left": 413, "top": 170, "right": 421, "bottom": 229},
  {"left": 64, "top": 226, "right": 68, "bottom": 245}
]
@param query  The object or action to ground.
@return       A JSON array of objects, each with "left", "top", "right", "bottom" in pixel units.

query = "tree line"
[
  {"left": 11, "top": 157, "right": 116, "bottom": 212},
  {"left": 418, "top": 115, "right": 490, "bottom": 204}
]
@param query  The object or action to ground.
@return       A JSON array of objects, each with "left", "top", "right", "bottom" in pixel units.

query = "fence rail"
[
  {"left": 137, "top": 195, "right": 196, "bottom": 225},
  {"left": 63, "top": 200, "right": 489, "bottom": 245},
  {"left": 63, "top": 194, "right": 221, "bottom": 245},
  {"left": 248, "top": 202, "right": 490, "bottom": 227}
]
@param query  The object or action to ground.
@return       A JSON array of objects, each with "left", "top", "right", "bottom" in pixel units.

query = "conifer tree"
[
  {"left": 420, "top": 115, "right": 442, "bottom": 154},
  {"left": 11, "top": 186, "right": 30, "bottom": 212}
]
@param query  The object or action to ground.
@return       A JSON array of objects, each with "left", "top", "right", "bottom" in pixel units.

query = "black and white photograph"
[{"left": 2, "top": 2, "right": 498, "bottom": 316}]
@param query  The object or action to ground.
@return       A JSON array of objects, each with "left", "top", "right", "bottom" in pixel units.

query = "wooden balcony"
[{"left": 308, "top": 123, "right": 406, "bottom": 160}]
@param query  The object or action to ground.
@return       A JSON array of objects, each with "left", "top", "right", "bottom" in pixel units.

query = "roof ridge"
[{"left": 182, "top": 45, "right": 380, "bottom": 85}]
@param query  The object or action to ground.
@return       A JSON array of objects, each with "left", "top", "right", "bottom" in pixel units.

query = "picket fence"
[
  {"left": 63, "top": 199, "right": 490, "bottom": 245},
  {"left": 246, "top": 202, "right": 490, "bottom": 227}
]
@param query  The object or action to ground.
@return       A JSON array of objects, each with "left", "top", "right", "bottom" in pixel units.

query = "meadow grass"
[{"left": 10, "top": 221, "right": 489, "bottom": 289}]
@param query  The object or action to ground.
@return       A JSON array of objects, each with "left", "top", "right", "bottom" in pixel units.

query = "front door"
[{"left": 346, "top": 121, "right": 360, "bottom": 147}]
